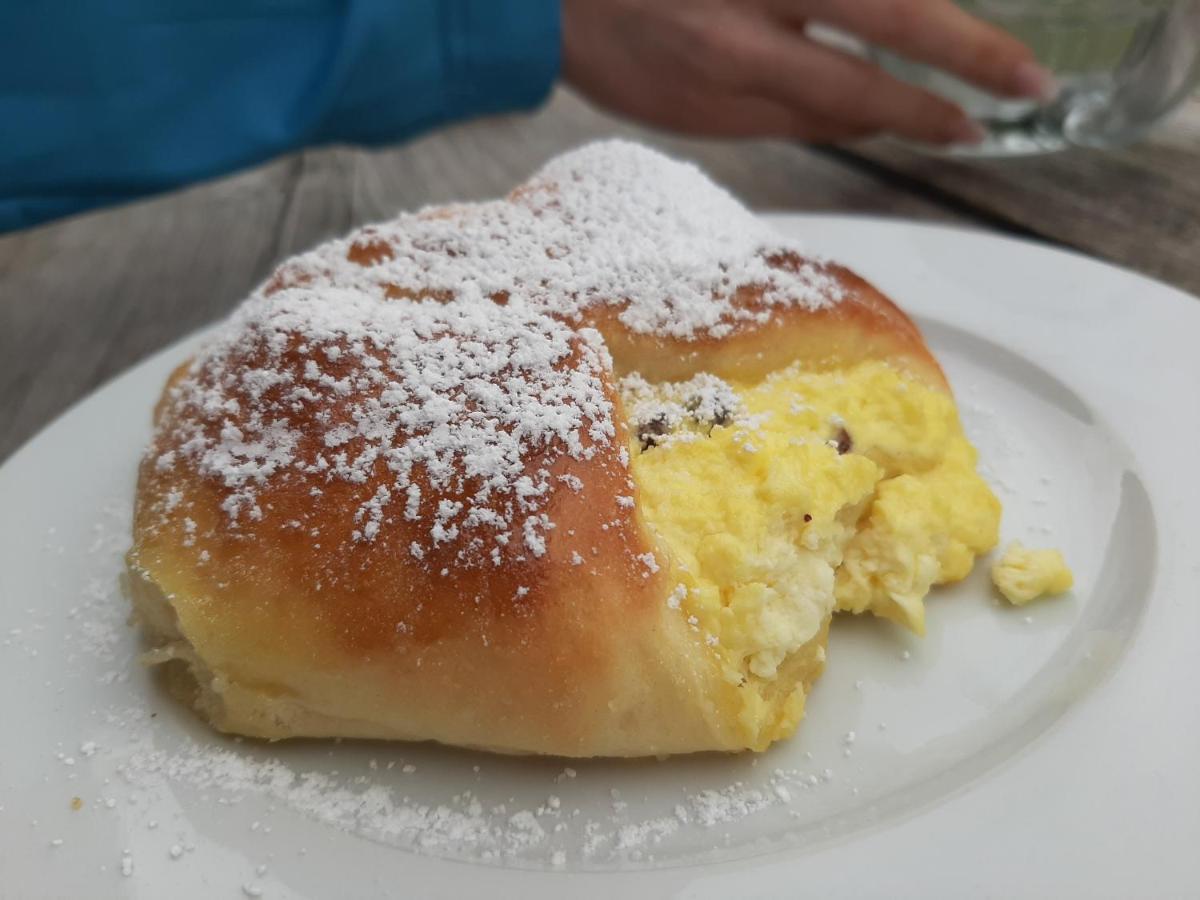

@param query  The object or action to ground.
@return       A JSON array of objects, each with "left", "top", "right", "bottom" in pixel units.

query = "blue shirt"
[{"left": 0, "top": 1, "right": 561, "bottom": 231}]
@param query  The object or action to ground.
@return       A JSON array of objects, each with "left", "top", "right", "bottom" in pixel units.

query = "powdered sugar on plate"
[
  {"left": 106, "top": 711, "right": 848, "bottom": 869},
  {"left": 42, "top": 501, "right": 858, "bottom": 877}
]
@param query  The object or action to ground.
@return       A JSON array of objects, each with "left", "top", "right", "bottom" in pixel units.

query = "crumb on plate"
[{"left": 991, "top": 541, "right": 1073, "bottom": 605}]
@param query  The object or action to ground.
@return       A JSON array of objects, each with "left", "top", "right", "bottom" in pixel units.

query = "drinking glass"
[{"left": 872, "top": 0, "right": 1200, "bottom": 155}]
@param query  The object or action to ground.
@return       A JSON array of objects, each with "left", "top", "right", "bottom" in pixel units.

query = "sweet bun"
[{"left": 127, "top": 141, "right": 997, "bottom": 756}]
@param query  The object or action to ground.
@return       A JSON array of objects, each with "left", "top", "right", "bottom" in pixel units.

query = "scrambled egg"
[
  {"left": 624, "top": 360, "right": 1001, "bottom": 746},
  {"left": 991, "top": 541, "right": 1074, "bottom": 605}
]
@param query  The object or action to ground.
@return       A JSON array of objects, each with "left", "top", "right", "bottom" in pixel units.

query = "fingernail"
[
  {"left": 1013, "top": 60, "right": 1057, "bottom": 100},
  {"left": 949, "top": 118, "right": 987, "bottom": 145}
]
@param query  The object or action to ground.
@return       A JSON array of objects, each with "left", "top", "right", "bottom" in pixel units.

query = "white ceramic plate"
[{"left": 2, "top": 217, "right": 1197, "bottom": 899}]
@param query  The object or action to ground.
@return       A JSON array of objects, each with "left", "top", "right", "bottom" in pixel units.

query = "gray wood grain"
[{"left": 0, "top": 89, "right": 975, "bottom": 462}]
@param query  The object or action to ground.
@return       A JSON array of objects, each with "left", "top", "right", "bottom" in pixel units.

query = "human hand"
[{"left": 561, "top": 0, "right": 1054, "bottom": 145}]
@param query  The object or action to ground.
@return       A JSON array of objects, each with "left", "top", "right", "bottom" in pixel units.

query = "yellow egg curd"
[
  {"left": 991, "top": 541, "right": 1074, "bottom": 605},
  {"left": 622, "top": 360, "right": 1001, "bottom": 745}
]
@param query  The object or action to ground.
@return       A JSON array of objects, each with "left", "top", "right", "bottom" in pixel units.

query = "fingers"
[
  {"left": 777, "top": 0, "right": 1054, "bottom": 99},
  {"left": 559, "top": 0, "right": 998, "bottom": 146},
  {"left": 734, "top": 25, "right": 986, "bottom": 144}
]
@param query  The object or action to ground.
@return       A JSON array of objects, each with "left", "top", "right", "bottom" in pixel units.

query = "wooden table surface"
[{"left": 1, "top": 89, "right": 1197, "bottom": 463}]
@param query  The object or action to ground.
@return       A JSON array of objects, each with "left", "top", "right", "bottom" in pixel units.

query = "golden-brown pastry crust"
[
  {"left": 131, "top": 339, "right": 744, "bottom": 755},
  {"left": 583, "top": 259, "right": 947, "bottom": 388},
  {"left": 128, "top": 141, "right": 942, "bottom": 756}
]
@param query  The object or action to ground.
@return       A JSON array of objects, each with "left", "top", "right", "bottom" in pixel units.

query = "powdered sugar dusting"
[
  {"left": 147, "top": 140, "right": 841, "bottom": 545},
  {"left": 16, "top": 501, "right": 953, "bottom": 888},
  {"left": 108, "top": 723, "right": 845, "bottom": 869},
  {"left": 153, "top": 290, "right": 616, "bottom": 561},
  {"left": 619, "top": 371, "right": 745, "bottom": 449},
  {"left": 270, "top": 140, "right": 843, "bottom": 341}
]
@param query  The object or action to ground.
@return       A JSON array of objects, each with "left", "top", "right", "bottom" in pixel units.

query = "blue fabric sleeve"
[{"left": 0, "top": 1, "right": 561, "bottom": 232}]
